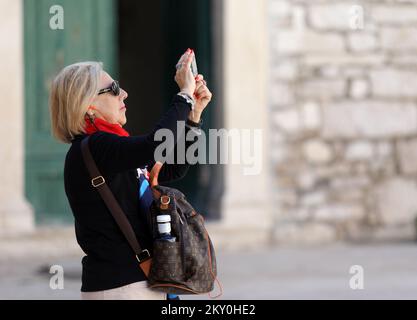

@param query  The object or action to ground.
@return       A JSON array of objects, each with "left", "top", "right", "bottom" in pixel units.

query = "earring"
[{"left": 86, "top": 112, "right": 96, "bottom": 124}]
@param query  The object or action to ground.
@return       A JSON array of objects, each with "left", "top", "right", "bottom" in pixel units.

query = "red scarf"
[{"left": 84, "top": 115, "right": 130, "bottom": 137}]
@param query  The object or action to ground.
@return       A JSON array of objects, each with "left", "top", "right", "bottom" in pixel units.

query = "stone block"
[
  {"left": 303, "top": 140, "right": 333, "bottom": 164},
  {"left": 345, "top": 141, "right": 374, "bottom": 161},
  {"left": 381, "top": 27, "right": 417, "bottom": 51},
  {"left": 348, "top": 33, "right": 378, "bottom": 52},
  {"left": 374, "top": 178, "right": 417, "bottom": 225},
  {"left": 372, "top": 5, "right": 417, "bottom": 25},
  {"left": 371, "top": 68, "right": 417, "bottom": 98},
  {"left": 273, "top": 109, "right": 300, "bottom": 133},
  {"left": 299, "top": 79, "right": 346, "bottom": 99},
  {"left": 309, "top": 3, "right": 355, "bottom": 30},
  {"left": 274, "top": 30, "right": 345, "bottom": 54},
  {"left": 300, "top": 102, "right": 321, "bottom": 131},
  {"left": 349, "top": 79, "right": 370, "bottom": 99},
  {"left": 322, "top": 101, "right": 417, "bottom": 139}
]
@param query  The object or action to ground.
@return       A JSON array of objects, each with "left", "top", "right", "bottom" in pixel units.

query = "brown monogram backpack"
[
  {"left": 146, "top": 162, "right": 218, "bottom": 294},
  {"left": 81, "top": 137, "right": 220, "bottom": 296}
]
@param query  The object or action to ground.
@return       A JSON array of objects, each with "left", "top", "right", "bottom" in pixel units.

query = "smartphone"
[
  {"left": 191, "top": 53, "right": 198, "bottom": 78},
  {"left": 176, "top": 50, "right": 198, "bottom": 77}
]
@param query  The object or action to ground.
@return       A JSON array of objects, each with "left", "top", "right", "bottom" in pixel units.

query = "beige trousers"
[{"left": 81, "top": 281, "right": 166, "bottom": 300}]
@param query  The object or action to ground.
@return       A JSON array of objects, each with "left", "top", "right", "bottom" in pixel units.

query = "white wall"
[{"left": 0, "top": 0, "right": 34, "bottom": 235}]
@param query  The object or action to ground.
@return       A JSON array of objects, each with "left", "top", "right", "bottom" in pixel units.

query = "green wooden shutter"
[{"left": 24, "top": 0, "right": 117, "bottom": 224}]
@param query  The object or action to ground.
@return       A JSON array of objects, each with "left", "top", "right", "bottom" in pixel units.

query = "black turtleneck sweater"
[{"left": 64, "top": 94, "right": 198, "bottom": 292}]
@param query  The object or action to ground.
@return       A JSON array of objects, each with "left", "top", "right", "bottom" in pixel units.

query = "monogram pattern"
[{"left": 147, "top": 186, "right": 217, "bottom": 295}]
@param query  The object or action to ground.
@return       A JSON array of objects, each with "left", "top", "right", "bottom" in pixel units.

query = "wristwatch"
[{"left": 177, "top": 92, "right": 196, "bottom": 110}]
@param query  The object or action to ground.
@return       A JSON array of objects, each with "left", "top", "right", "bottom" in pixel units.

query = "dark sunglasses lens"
[{"left": 112, "top": 81, "right": 120, "bottom": 96}]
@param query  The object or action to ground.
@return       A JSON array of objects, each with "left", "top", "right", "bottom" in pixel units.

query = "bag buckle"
[
  {"left": 160, "top": 195, "right": 171, "bottom": 210},
  {"left": 91, "top": 176, "right": 105, "bottom": 188},
  {"left": 136, "top": 249, "right": 151, "bottom": 263}
]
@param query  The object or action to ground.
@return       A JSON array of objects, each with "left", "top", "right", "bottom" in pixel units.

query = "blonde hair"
[{"left": 49, "top": 61, "right": 103, "bottom": 144}]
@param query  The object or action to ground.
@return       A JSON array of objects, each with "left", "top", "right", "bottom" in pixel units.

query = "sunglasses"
[{"left": 98, "top": 80, "right": 121, "bottom": 96}]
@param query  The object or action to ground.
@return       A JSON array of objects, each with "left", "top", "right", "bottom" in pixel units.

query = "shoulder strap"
[{"left": 80, "top": 136, "right": 152, "bottom": 270}]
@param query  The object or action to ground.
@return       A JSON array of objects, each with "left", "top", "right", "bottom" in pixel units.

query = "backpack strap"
[{"left": 80, "top": 136, "right": 152, "bottom": 276}]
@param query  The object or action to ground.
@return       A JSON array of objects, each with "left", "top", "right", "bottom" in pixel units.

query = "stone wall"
[{"left": 269, "top": 0, "right": 417, "bottom": 244}]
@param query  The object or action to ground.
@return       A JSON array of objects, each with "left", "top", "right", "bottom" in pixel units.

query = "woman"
[{"left": 49, "top": 49, "right": 212, "bottom": 300}]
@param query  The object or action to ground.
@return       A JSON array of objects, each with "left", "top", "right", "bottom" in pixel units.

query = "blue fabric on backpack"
[{"left": 138, "top": 169, "right": 153, "bottom": 209}]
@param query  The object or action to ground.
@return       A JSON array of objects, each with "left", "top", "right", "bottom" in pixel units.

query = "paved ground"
[{"left": 1, "top": 233, "right": 416, "bottom": 300}]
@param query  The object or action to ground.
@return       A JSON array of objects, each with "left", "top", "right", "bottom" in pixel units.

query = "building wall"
[{"left": 269, "top": 0, "right": 417, "bottom": 244}]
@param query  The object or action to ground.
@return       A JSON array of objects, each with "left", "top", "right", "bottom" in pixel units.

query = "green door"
[{"left": 24, "top": 0, "right": 117, "bottom": 224}]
